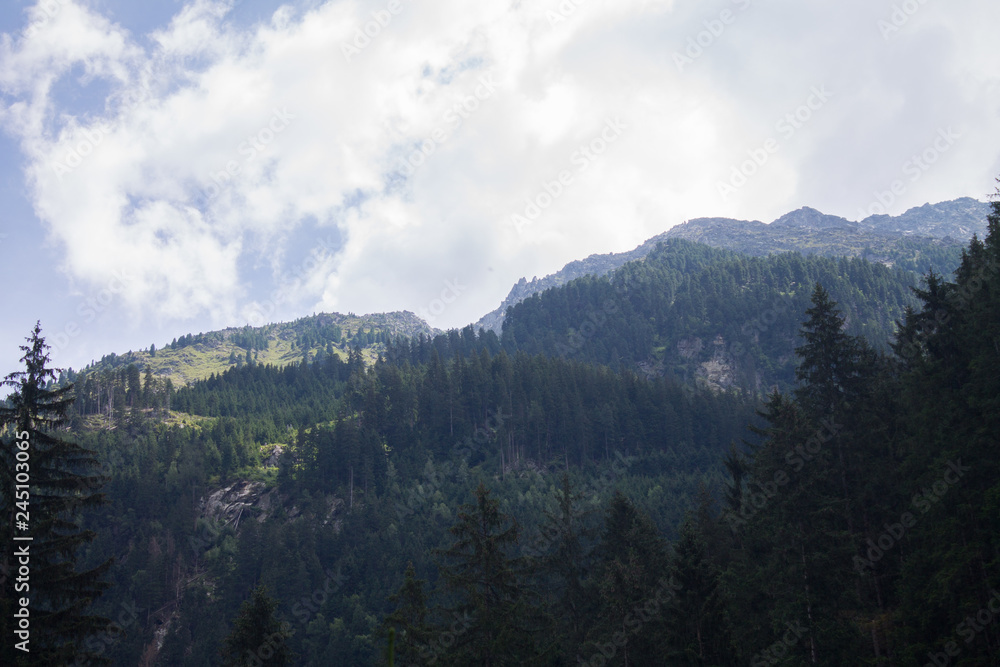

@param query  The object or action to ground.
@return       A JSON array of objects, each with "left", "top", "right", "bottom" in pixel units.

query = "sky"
[{"left": 1, "top": 0, "right": 999, "bottom": 380}]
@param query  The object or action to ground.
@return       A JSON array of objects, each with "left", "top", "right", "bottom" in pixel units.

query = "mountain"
[
  {"left": 498, "top": 238, "right": 920, "bottom": 393},
  {"left": 11, "top": 198, "right": 998, "bottom": 667},
  {"left": 472, "top": 234, "right": 681, "bottom": 332},
  {"left": 70, "top": 198, "right": 988, "bottom": 393},
  {"left": 73, "top": 310, "right": 438, "bottom": 387},
  {"left": 474, "top": 198, "right": 989, "bottom": 333},
  {"left": 861, "top": 196, "right": 989, "bottom": 238}
]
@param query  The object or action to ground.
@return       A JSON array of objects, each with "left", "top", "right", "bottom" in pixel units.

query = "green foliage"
[
  {"left": 432, "top": 482, "right": 540, "bottom": 665},
  {"left": 501, "top": 239, "right": 919, "bottom": 393},
  {"left": 383, "top": 563, "right": 430, "bottom": 665},
  {"left": 8, "top": 196, "right": 999, "bottom": 665},
  {"left": 221, "top": 584, "right": 291, "bottom": 666},
  {"left": 715, "top": 210, "right": 1000, "bottom": 664},
  {"left": 0, "top": 323, "right": 113, "bottom": 666},
  {"left": 583, "top": 491, "right": 672, "bottom": 665}
]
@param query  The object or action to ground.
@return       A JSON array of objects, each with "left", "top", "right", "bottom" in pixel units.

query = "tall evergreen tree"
[
  {"left": 0, "top": 323, "right": 113, "bottom": 665},
  {"left": 890, "top": 196, "right": 1000, "bottom": 663},
  {"left": 585, "top": 491, "right": 673, "bottom": 667},
  {"left": 435, "top": 482, "right": 539, "bottom": 666},
  {"left": 531, "top": 472, "right": 594, "bottom": 656},
  {"left": 220, "top": 584, "right": 291, "bottom": 667},
  {"left": 666, "top": 495, "right": 734, "bottom": 665},
  {"left": 383, "top": 562, "right": 433, "bottom": 666},
  {"left": 795, "top": 283, "right": 903, "bottom": 655},
  {"left": 794, "top": 283, "right": 863, "bottom": 418}
]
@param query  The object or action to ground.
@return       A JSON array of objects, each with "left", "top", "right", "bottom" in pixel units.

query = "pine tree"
[
  {"left": 0, "top": 323, "right": 113, "bottom": 665},
  {"left": 794, "top": 283, "right": 862, "bottom": 418},
  {"left": 220, "top": 584, "right": 291, "bottom": 666},
  {"left": 383, "top": 562, "right": 433, "bottom": 665},
  {"left": 585, "top": 491, "right": 673, "bottom": 667},
  {"left": 891, "top": 195, "right": 1000, "bottom": 663},
  {"left": 141, "top": 367, "right": 154, "bottom": 408},
  {"left": 724, "top": 288, "right": 878, "bottom": 664},
  {"left": 435, "top": 482, "right": 539, "bottom": 666},
  {"left": 666, "top": 493, "right": 734, "bottom": 665},
  {"left": 530, "top": 472, "right": 594, "bottom": 654}
]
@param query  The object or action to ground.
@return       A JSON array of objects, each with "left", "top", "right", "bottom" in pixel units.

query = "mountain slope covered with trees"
[
  {"left": 1, "top": 195, "right": 998, "bottom": 665},
  {"left": 475, "top": 197, "right": 988, "bottom": 333}
]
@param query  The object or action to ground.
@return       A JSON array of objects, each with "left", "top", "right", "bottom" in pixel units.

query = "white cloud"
[{"left": 1, "top": 0, "right": 999, "bottom": 337}]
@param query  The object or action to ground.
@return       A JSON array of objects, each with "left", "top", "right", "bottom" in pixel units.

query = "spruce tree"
[
  {"left": 0, "top": 323, "right": 113, "bottom": 665},
  {"left": 585, "top": 491, "right": 673, "bottom": 667},
  {"left": 530, "top": 472, "right": 594, "bottom": 655},
  {"left": 220, "top": 584, "right": 291, "bottom": 666},
  {"left": 435, "top": 482, "right": 538, "bottom": 666},
  {"left": 383, "top": 562, "right": 432, "bottom": 665},
  {"left": 890, "top": 195, "right": 1000, "bottom": 663},
  {"left": 666, "top": 498, "right": 734, "bottom": 665},
  {"left": 794, "top": 283, "right": 862, "bottom": 418}
]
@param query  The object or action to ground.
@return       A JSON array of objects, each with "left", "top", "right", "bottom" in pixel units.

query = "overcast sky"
[{"left": 1, "top": 0, "right": 999, "bottom": 379}]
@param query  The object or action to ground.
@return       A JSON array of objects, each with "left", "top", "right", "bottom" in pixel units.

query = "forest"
[{"left": 0, "top": 198, "right": 998, "bottom": 665}]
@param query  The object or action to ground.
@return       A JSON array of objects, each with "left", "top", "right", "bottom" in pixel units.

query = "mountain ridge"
[
  {"left": 71, "top": 310, "right": 438, "bottom": 387},
  {"left": 473, "top": 197, "right": 989, "bottom": 333},
  {"left": 64, "top": 198, "right": 988, "bottom": 388}
]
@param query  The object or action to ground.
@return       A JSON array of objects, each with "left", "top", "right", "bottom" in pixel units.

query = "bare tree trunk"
[{"left": 801, "top": 541, "right": 818, "bottom": 663}]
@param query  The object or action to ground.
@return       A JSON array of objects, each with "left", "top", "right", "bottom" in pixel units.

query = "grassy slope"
[{"left": 80, "top": 311, "right": 439, "bottom": 387}]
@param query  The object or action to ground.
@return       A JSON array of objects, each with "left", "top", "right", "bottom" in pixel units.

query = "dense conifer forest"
[{"left": 1, "top": 197, "right": 999, "bottom": 665}]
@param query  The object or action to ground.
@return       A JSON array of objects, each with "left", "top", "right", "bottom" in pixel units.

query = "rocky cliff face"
[
  {"left": 199, "top": 480, "right": 273, "bottom": 527},
  {"left": 861, "top": 197, "right": 989, "bottom": 239},
  {"left": 196, "top": 478, "right": 346, "bottom": 533}
]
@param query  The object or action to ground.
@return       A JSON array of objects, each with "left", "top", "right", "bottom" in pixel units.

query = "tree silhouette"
[{"left": 0, "top": 322, "right": 113, "bottom": 666}]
